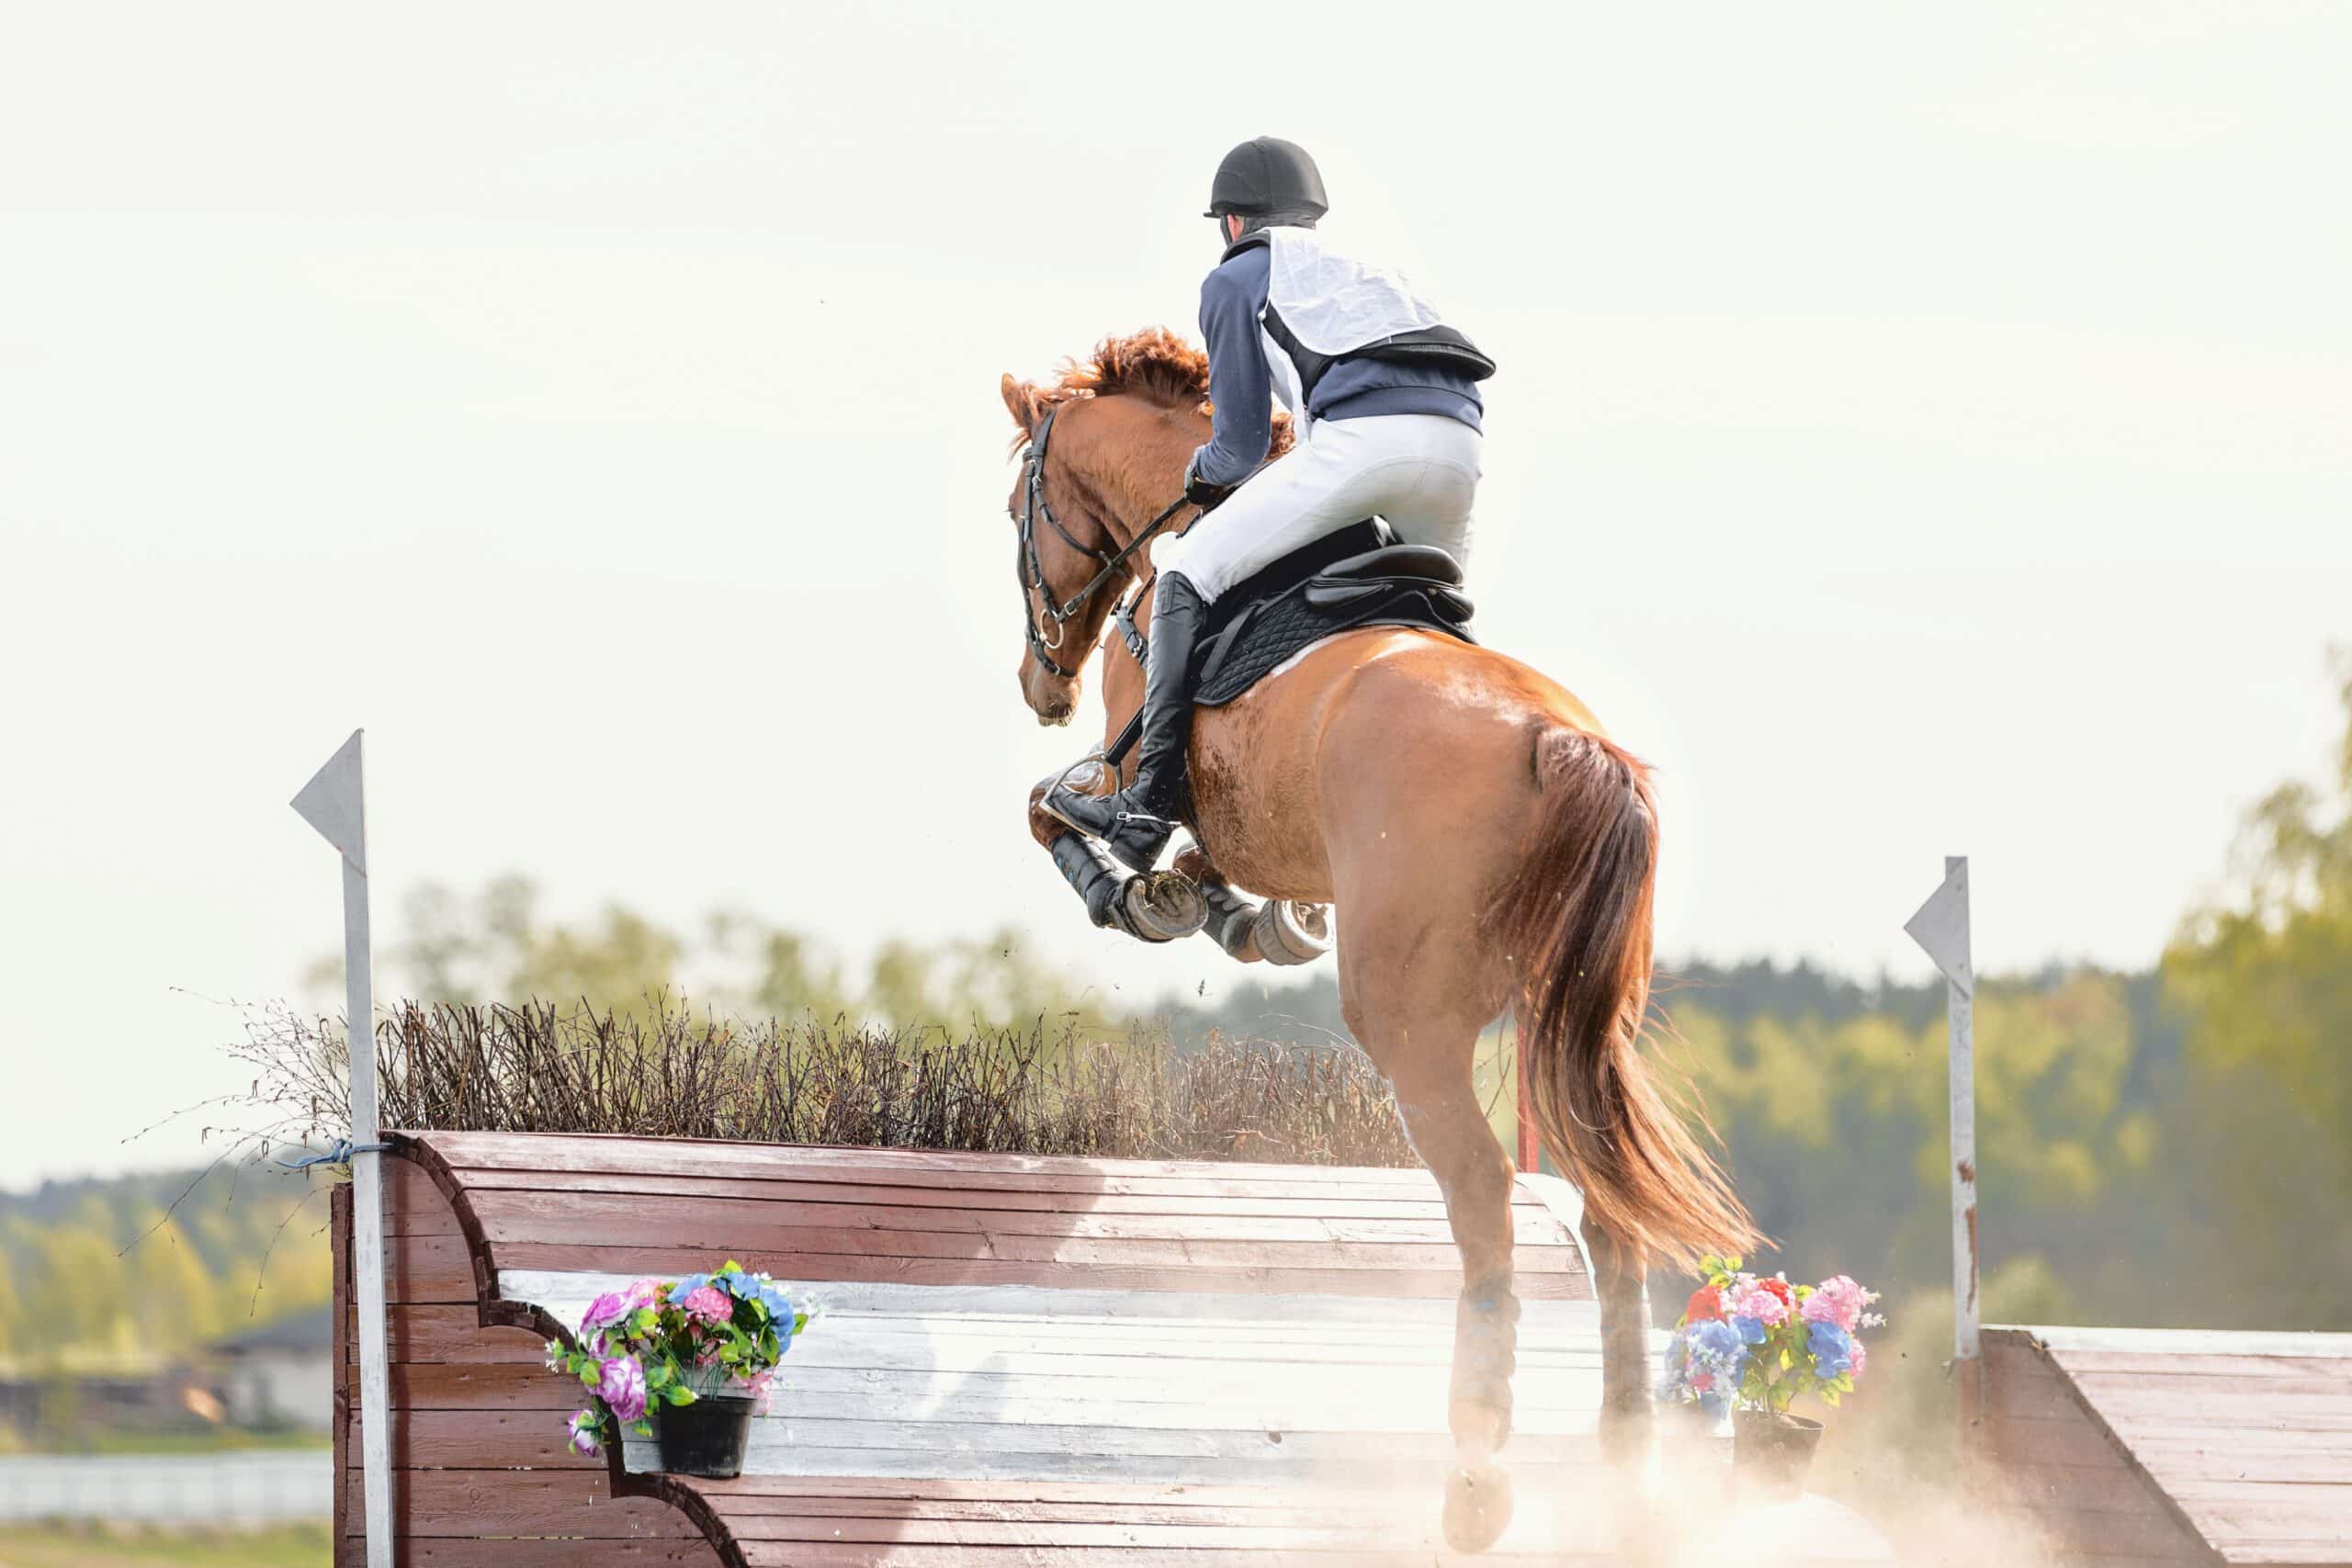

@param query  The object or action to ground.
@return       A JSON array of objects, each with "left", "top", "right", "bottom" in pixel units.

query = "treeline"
[
  {"left": 20, "top": 660, "right": 2340, "bottom": 1382},
  {"left": 0, "top": 1163, "right": 334, "bottom": 1372}
]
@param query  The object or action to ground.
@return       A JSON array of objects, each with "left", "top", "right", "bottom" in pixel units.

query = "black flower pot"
[
  {"left": 656, "top": 1393, "right": 756, "bottom": 1479},
  {"left": 1733, "top": 1409, "right": 1823, "bottom": 1500}
]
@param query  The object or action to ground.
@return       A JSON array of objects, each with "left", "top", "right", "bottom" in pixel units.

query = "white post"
[
  {"left": 1905, "top": 857, "right": 1982, "bottom": 1449},
  {"left": 292, "top": 731, "right": 392, "bottom": 1568}
]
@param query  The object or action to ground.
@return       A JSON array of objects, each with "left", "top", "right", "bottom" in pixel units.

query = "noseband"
[{"left": 1016, "top": 404, "right": 1194, "bottom": 680}]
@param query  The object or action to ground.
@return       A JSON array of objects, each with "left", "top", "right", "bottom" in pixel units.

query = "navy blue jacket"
[{"left": 1193, "top": 243, "right": 1485, "bottom": 488}]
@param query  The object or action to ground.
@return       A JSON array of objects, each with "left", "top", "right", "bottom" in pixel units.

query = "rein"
[{"left": 1017, "top": 404, "right": 1193, "bottom": 679}]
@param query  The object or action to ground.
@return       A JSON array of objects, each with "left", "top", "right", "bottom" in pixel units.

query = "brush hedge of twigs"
[{"left": 233, "top": 998, "right": 1418, "bottom": 1168}]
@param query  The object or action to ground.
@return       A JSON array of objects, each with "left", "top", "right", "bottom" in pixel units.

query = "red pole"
[{"left": 1515, "top": 1036, "right": 1540, "bottom": 1173}]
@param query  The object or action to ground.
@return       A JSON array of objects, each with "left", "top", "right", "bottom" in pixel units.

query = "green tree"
[
  {"left": 2165, "top": 653, "right": 2352, "bottom": 1145},
  {"left": 21, "top": 1220, "right": 130, "bottom": 1365},
  {"left": 124, "top": 1212, "right": 223, "bottom": 1357},
  {"left": 2161, "top": 653, "right": 2352, "bottom": 1327}
]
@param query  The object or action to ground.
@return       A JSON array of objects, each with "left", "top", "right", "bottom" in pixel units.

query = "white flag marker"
[
  {"left": 1905, "top": 855, "right": 1983, "bottom": 1447},
  {"left": 293, "top": 730, "right": 392, "bottom": 1567}
]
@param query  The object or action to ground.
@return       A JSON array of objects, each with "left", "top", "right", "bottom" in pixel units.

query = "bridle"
[{"left": 1015, "top": 404, "right": 1194, "bottom": 680}]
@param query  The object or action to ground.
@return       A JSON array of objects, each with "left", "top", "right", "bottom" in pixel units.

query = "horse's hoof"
[
  {"left": 1441, "top": 1463, "right": 1512, "bottom": 1554},
  {"left": 1254, "top": 899, "right": 1331, "bottom": 965},
  {"left": 1120, "top": 870, "right": 1208, "bottom": 942}
]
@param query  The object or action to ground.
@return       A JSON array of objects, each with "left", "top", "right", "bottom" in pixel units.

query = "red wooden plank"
[
  {"left": 457, "top": 1188, "right": 1573, "bottom": 1252},
  {"left": 414, "top": 1131, "right": 1444, "bottom": 1188},
  {"left": 466, "top": 1190, "right": 1559, "bottom": 1272},
  {"left": 687, "top": 1476, "right": 1428, "bottom": 1506},
  {"left": 736, "top": 1545, "right": 1569, "bottom": 1566},
  {"left": 386, "top": 1159, "right": 467, "bottom": 1235},
  {"left": 2131, "top": 1437, "right": 2352, "bottom": 1485},
  {"left": 481, "top": 1242, "right": 1578, "bottom": 1300},
  {"left": 385, "top": 1232, "right": 483, "bottom": 1305},
  {"left": 722, "top": 1518, "right": 1454, "bottom": 1548},
  {"left": 2010, "top": 1503, "right": 2215, "bottom": 1559},
  {"left": 2068, "top": 1386, "right": 2352, "bottom": 1430},
  {"left": 2053, "top": 1351, "right": 2352, "bottom": 1384},
  {"left": 395, "top": 1545, "right": 720, "bottom": 1567},
  {"left": 1981, "top": 1413, "right": 2131, "bottom": 1469},
  {"left": 339, "top": 1467, "right": 698, "bottom": 1539},
  {"left": 1994, "top": 1461, "right": 2203, "bottom": 1517},
  {"left": 333, "top": 1182, "right": 352, "bottom": 1559},
  {"left": 356, "top": 1362, "right": 578, "bottom": 1411},
  {"left": 449, "top": 1166, "right": 1496, "bottom": 1223},
  {"left": 345, "top": 1404, "right": 609, "bottom": 1468},
  {"left": 704, "top": 1496, "right": 1444, "bottom": 1526},
  {"left": 419, "top": 1137, "right": 1532, "bottom": 1208}
]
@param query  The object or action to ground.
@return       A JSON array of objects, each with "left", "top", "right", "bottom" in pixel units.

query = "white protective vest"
[{"left": 1255, "top": 226, "right": 1445, "bottom": 440}]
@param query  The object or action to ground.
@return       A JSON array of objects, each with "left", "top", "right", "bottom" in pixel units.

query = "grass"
[{"left": 0, "top": 1524, "right": 329, "bottom": 1568}]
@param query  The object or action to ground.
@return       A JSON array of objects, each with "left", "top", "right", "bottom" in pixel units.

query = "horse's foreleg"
[
  {"left": 1172, "top": 845, "right": 1332, "bottom": 966},
  {"left": 1027, "top": 777, "right": 1205, "bottom": 942},
  {"left": 1389, "top": 1061, "right": 1520, "bottom": 1554}
]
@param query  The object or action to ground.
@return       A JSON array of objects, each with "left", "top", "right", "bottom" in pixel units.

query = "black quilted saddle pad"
[{"left": 1192, "top": 519, "right": 1475, "bottom": 707}]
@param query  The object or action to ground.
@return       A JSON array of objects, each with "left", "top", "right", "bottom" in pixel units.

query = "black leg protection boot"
[{"left": 1043, "top": 572, "right": 1208, "bottom": 873}]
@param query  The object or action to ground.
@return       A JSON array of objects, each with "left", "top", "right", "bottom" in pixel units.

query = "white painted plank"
[
  {"left": 624, "top": 1383, "right": 1611, "bottom": 1435},
  {"left": 2013, "top": 1325, "right": 2352, "bottom": 1360},
  {"left": 619, "top": 1418, "right": 1610, "bottom": 1473},
  {"left": 502, "top": 1272, "right": 1601, "bottom": 1332},
  {"left": 502, "top": 1268, "right": 1721, "bottom": 1489},
  {"left": 686, "top": 1335, "right": 1609, "bottom": 1372}
]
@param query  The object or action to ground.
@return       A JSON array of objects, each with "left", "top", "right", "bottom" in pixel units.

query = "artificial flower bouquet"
[
  {"left": 1662, "top": 1256, "right": 1883, "bottom": 1422},
  {"left": 547, "top": 1259, "right": 814, "bottom": 1462}
]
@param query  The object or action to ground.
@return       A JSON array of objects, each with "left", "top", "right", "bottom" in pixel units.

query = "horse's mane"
[
  {"left": 1012, "top": 327, "right": 1294, "bottom": 457},
  {"left": 1039, "top": 327, "right": 1212, "bottom": 412}
]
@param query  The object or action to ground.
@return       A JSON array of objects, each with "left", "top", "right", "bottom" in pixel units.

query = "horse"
[{"left": 995, "top": 328, "right": 1758, "bottom": 1552}]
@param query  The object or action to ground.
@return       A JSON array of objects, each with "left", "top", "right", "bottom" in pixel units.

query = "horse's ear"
[{"left": 1001, "top": 373, "right": 1044, "bottom": 436}]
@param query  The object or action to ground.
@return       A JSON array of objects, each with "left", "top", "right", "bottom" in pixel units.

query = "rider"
[{"left": 1044, "top": 136, "right": 1495, "bottom": 873}]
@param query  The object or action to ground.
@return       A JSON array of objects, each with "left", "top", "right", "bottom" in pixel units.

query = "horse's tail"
[{"left": 1499, "top": 727, "right": 1758, "bottom": 1272}]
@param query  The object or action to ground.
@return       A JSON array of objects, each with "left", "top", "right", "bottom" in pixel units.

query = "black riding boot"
[{"left": 1043, "top": 572, "right": 1207, "bottom": 873}]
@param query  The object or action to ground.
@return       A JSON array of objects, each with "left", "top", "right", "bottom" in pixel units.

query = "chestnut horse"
[{"left": 997, "top": 330, "right": 1756, "bottom": 1552}]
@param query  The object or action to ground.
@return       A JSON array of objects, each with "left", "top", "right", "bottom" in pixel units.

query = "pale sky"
[{"left": 4, "top": 2, "right": 2346, "bottom": 1190}]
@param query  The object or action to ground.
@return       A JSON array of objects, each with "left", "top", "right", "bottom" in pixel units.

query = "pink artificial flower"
[
  {"left": 1849, "top": 1339, "right": 1869, "bottom": 1378},
  {"left": 579, "top": 1291, "right": 629, "bottom": 1334},
  {"left": 597, "top": 1355, "right": 649, "bottom": 1423},
  {"left": 1689, "top": 1371, "right": 1714, "bottom": 1393},
  {"left": 683, "top": 1285, "right": 736, "bottom": 1327},
  {"left": 567, "top": 1409, "right": 601, "bottom": 1458},
  {"left": 1804, "top": 1276, "right": 1867, "bottom": 1333},
  {"left": 1728, "top": 1282, "right": 1791, "bottom": 1328}
]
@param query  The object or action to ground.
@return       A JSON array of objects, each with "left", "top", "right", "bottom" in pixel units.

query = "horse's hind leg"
[
  {"left": 1173, "top": 844, "right": 1332, "bottom": 967},
  {"left": 1353, "top": 995, "right": 1519, "bottom": 1554},
  {"left": 1579, "top": 1215, "right": 1654, "bottom": 1468}
]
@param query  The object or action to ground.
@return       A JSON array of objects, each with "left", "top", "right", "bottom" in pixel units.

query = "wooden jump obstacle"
[
  {"left": 1976, "top": 1325, "right": 2352, "bottom": 1567},
  {"left": 338, "top": 1128, "right": 1692, "bottom": 1566}
]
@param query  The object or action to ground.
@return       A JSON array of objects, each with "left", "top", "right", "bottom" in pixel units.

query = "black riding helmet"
[{"left": 1204, "top": 137, "right": 1328, "bottom": 221}]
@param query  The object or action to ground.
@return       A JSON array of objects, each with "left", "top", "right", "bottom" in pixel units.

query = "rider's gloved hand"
[{"left": 1183, "top": 456, "right": 1236, "bottom": 512}]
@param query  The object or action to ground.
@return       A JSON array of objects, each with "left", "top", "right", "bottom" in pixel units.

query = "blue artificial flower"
[
  {"left": 1688, "top": 1318, "right": 1747, "bottom": 1365},
  {"left": 1732, "top": 1314, "right": 1768, "bottom": 1346},
  {"left": 755, "top": 1283, "right": 797, "bottom": 1334},
  {"left": 1808, "top": 1321, "right": 1855, "bottom": 1379},
  {"left": 667, "top": 1273, "right": 712, "bottom": 1306}
]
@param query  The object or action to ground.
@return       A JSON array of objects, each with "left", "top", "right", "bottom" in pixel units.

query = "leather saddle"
[{"left": 1190, "top": 520, "right": 1474, "bottom": 707}]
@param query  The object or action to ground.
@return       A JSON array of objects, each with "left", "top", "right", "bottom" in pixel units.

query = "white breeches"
[{"left": 1152, "top": 413, "right": 1483, "bottom": 604}]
